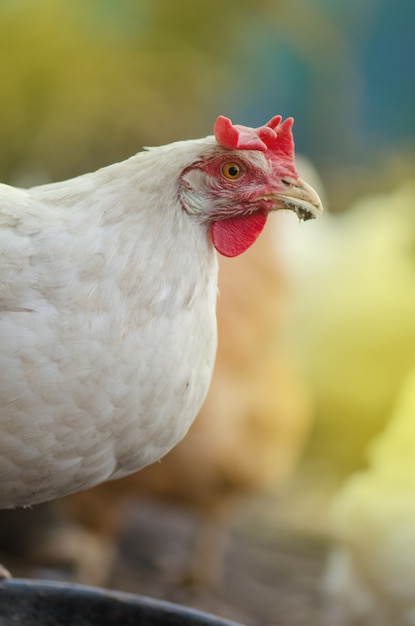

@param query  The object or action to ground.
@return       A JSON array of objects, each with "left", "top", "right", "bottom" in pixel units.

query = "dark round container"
[{"left": 0, "top": 578, "right": 244, "bottom": 626}]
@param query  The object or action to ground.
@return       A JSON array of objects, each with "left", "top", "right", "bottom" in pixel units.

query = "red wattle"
[{"left": 211, "top": 212, "right": 267, "bottom": 257}]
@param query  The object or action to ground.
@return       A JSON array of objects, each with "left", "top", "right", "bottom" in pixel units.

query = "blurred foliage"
[
  {"left": 0, "top": 0, "right": 414, "bottom": 201},
  {"left": 0, "top": 0, "right": 282, "bottom": 182}
]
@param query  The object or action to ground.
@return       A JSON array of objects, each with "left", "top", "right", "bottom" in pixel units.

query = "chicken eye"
[{"left": 222, "top": 162, "right": 242, "bottom": 180}]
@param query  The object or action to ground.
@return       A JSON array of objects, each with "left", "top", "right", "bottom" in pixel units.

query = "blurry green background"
[
  {"left": 1, "top": 0, "right": 415, "bottom": 481},
  {"left": 1, "top": 0, "right": 414, "bottom": 198}
]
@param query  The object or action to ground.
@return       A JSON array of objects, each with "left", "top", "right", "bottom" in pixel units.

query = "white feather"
[{"left": 0, "top": 138, "right": 219, "bottom": 508}]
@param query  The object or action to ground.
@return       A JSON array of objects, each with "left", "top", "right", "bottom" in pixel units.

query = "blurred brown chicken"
[{"left": 0, "top": 219, "right": 313, "bottom": 587}]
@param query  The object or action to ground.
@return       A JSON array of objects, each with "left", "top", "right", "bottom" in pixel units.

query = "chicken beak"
[{"left": 270, "top": 177, "right": 323, "bottom": 221}]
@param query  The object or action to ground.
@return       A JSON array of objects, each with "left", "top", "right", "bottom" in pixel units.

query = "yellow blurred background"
[{"left": 1, "top": 1, "right": 415, "bottom": 622}]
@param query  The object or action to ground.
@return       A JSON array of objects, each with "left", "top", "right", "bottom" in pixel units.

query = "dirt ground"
[
  {"left": 112, "top": 500, "right": 329, "bottom": 626},
  {"left": 0, "top": 480, "right": 332, "bottom": 626}
]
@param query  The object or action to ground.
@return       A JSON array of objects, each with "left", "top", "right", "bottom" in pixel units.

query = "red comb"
[{"left": 214, "top": 115, "right": 297, "bottom": 177}]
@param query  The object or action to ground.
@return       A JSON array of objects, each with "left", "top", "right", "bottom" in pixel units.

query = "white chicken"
[{"left": 0, "top": 115, "right": 322, "bottom": 510}]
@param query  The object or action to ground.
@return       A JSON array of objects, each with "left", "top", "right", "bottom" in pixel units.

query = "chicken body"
[
  {"left": 0, "top": 218, "right": 313, "bottom": 587},
  {"left": 52, "top": 221, "right": 313, "bottom": 586},
  {"left": 0, "top": 144, "right": 218, "bottom": 508},
  {"left": 0, "top": 117, "right": 321, "bottom": 509}
]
